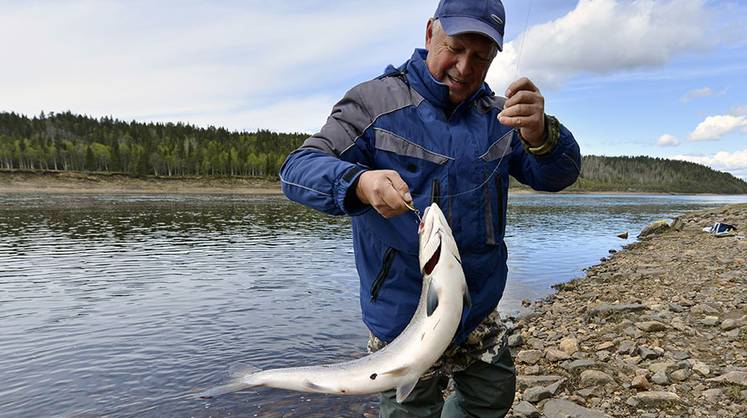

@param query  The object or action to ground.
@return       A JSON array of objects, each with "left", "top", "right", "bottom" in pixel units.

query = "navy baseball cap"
[{"left": 434, "top": 0, "right": 505, "bottom": 51}]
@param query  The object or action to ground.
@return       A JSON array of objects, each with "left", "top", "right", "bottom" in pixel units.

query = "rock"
[
  {"left": 638, "top": 220, "right": 670, "bottom": 238},
  {"left": 692, "top": 361, "right": 711, "bottom": 376},
  {"left": 509, "top": 334, "right": 524, "bottom": 348},
  {"left": 702, "top": 388, "right": 722, "bottom": 403},
  {"left": 545, "top": 347, "right": 570, "bottom": 362},
  {"left": 651, "top": 371, "right": 669, "bottom": 385},
  {"left": 638, "top": 346, "right": 661, "bottom": 360},
  {"left": 701, "top": 316, "right": 720, "bottom": 326},
  {"left": 512, "top": 400, "right": 540, "bottom": 417},
  {"left": 633, "top": 391, "right": 681, "bottom": 406},
  {"left": 670, "top": 369, "right": 690, "bottom": 382},
  {"left": 691, "top": 303, "right": 719, "bottom": 315},
  {"left": 720, "top": 318, "right": 740, "bottom": 331},
  {"left": 707, "top": 371, "right": 747, "bottom": 386},
  {"left": 635, "top": 321, "right": 667, "bottom": 332},
  {"left": 671, "top": 351, "right": 690, "bottom": 360},
  {"left": 580, "top": 370, "right": 614, "bottom": 387},
  {"left": 741, "top": 389, "right": 747, "bottom": 401},
  {"left": 524, "top": 365, "right": 541, "bottom": 375},
  {"left": 559, "top": 337, "right": 579, "bottom": 354},
  {"left": 617, "top": 340, "right": 636, "bottom": 355},
  {"left": 595, "top": 341, "right": 614, "bottom": 351},
  {"left": 517, "top": 350, "right": 543, "bottom": 365},
  {"left": 516, "top": 375, "right": 564, "bottom": 391},
  {"left": 542, "top": 399, "right": 613, "bottom": 418},
  {"left": 668, "top": 303, "right": 685, "bottom": 313},
  {"left": 649, "top": 362, "right": 676, "bottom": 374},
  {"left": 631, "top": 375, "right": 650, "bottom": 391},
  {"left": 616, "top": 232, "right": 628, "bottom": 239},
  {"left": 523, "top": 386, "right": 552, "bottom": 403},
  {"left": 563, "top": 359, "right": 597, "bottom": 371},
  {"left": 595, "top": 351, "right": 611, "bottom": 362},
  {"left": 589, "top": 303, "right": 646, "bottom": 316}
]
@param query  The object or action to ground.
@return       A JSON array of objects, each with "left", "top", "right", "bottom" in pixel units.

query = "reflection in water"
[{"left": 0, "top": 193, "right": 745, "bottom": 417}]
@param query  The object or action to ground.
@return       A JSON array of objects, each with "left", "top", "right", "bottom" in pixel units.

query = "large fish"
[{"left": 195, "top": 203, "right": 469, "bottom": 403}]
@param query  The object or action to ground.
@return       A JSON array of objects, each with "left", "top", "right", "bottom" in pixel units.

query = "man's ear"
[{"left": 425, "top": 18, "right": 435, "bottom": 50}]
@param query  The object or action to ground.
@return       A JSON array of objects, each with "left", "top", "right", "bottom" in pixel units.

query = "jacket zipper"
[
  {"left": 431, "top": 179, "right": 440, "bottom": 206},
  {"left": 496, "top": 175, "right": 504, "bottom": 239},
  {"left": 370, "top": 247, "right": 397, "bottom": 303}
]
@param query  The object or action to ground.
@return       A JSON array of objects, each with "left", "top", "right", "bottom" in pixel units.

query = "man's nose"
[{"left": 455, "top": 57, "right": 473, "bottom": 78}]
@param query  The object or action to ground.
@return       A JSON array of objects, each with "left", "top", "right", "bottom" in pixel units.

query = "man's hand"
[
  {"left": 356, "top": 170, "right": 412, "bottom": 218},
  {"left": 498, "top": 77, "right": 546, "bottom": 146}
]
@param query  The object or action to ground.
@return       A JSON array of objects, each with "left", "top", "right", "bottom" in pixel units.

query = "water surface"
[{"left": 1, "top": 193, "right": 745, "bottom": 417}]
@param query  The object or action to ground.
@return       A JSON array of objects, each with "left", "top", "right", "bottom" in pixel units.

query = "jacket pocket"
[
  {"left": 374, "top": 128, "right": 452, "bottom": 165},
  {"left": 370, "top": 247, "right": 397, "bottom": 302}
]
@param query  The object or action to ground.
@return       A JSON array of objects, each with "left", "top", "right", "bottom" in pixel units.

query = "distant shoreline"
[{"left": 0, "top": 170, "right": 740, "bottom": 196}]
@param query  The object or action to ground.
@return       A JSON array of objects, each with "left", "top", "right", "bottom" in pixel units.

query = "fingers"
[
  {"left": 505, "top": 77, "right": 539, "bottom": 98},
  {"left": 499, "top": 77, "right": 546, "bottom": 145},
  {"left": 356, "top": 170, "right": 412, "bottom": 218}
]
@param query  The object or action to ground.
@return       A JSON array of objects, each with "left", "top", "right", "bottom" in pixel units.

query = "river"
[{"left": 1, "top": 193, "right": 746, "bottom": 417}]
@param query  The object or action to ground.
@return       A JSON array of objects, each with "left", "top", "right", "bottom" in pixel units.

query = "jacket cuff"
[
  {"left": 335, "top": 165, "right": 371, "bottom": 216},
  {"left": 520, "top": 114, "right": 560, "bottom": 156}
]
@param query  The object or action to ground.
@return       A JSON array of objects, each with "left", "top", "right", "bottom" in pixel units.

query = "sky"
[{"left": 1, "top": 0, "right": 746, "bottom": 179}]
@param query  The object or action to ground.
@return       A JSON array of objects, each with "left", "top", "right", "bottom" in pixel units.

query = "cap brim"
[{"left": 440, "top": 16, "right": 504, "bottom": 51}]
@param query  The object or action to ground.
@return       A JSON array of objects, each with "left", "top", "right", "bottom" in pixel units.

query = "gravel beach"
[{"left": 506, "top": 204, "right": 747, "bottom": 417}]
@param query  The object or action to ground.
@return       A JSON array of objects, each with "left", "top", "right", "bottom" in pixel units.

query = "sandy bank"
[
  {"left": 505, "top": 204, "right": 747, "bottom": 417},
  {"left": 0, "top": 171, "right": 283, "bottom": 195}
]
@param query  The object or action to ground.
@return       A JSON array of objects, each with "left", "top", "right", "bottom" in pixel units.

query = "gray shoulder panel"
[{"left": 301, "top": 76, "right": 422, "bottom": 157}]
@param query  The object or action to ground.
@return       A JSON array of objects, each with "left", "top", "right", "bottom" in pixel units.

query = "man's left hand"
[{"left": 498, "top": 77, "right": 545, "bottom": 146}]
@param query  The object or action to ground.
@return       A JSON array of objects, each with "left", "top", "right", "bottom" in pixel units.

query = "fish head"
[{"left": 418, "top": 203, "right": 459, "bottom": 275}]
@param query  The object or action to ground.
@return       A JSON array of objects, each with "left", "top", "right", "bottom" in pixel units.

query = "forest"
[{"left": 2, "top": 111, "right": 746, "bottom": 194}]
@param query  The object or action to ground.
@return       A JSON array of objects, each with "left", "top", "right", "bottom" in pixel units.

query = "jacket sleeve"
[
  {"left": 508, "top": 120, "right": 582, "bottom": 192},
  {"left": 280, "top": 86, "right": 375, "bottom": 216}
]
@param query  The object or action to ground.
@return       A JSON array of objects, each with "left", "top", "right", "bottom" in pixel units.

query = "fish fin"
[
  {"left": 462, "top": 288, "right": 472, "bottom": 309},
  {"left": 228, "top": 362, "right": 261, "bottom": 378},
  {"left": 395, "top": 377, "right": 419, "bottom": 403},
  {"left": 426, "top": 284, "right": 439, "bottom": 317},
  {"left": 381, "top": 365, "right": 411, "bottom": 377},
  {"left": 303, "top": 379, "right": 332, "bottom": 393}
]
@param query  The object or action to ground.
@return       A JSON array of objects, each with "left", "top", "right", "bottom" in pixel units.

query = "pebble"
[
  {"left": 512, "top": 400, "right": 540, "bottom": 417},
  {"left": 651, "top": 371, "right": 669, "bottom": 385},
  {"left": 633, "top": 391, "right": 681, "bottom": 406},
  {"left": 635, "top": 321, "right": 667, "bottom": 332},
  {"left": 631, "top": 375, "right": 650, "bottom": 391},
  {"left": 545, "top": 347, "right": 570, "bottom": 362},
  {"left": 542, "top": 399, "right": 613, "bottom": 418},
  {"left": 559, "top": 337, "right": 579, "bottom": 354},
  {"left": 579, "top": 370, "right": 614, "bottom": 387},
  {"left": 517, "top": 350, "right": 543, "bottom": 365}
]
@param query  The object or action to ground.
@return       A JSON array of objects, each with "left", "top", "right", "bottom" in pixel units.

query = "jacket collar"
[{"left": 402, "top": 49, "right": 493, "bottom": 114}]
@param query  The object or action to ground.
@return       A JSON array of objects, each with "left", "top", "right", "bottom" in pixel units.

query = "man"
[{"left": 280, "top": 0, "right": 581, "bottom": 416}]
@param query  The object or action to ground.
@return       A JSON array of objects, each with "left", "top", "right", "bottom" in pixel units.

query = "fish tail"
[
  {"left": 192, "top": 363, "right": 262, "bottom": 399},
  {"left": 192, "top": 379, "right": 257, "bottom": 399}
]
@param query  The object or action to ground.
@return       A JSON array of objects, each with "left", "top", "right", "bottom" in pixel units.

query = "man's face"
[{"left": 425, "top": 19, "right": 497, "bottom": 105}]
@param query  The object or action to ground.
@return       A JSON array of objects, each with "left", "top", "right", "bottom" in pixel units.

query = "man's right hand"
[{"left": 355, "top": 170, "right": 413, "bottom": 219}]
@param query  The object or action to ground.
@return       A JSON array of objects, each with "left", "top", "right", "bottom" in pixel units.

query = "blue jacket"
[{"left": 280, "top": 49, "right": 581, "bottom": 344}]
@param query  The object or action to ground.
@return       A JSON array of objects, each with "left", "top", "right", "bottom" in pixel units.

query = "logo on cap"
[{"left": 490, "top": 14, "right": 503, "bottom": 26}]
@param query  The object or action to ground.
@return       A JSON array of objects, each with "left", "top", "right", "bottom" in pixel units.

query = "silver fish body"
[{"left": 196, "top": 203, "right": 468, "bottom": 403}]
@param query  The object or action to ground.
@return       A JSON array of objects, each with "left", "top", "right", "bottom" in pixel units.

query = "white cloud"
[
  {"left": 487, "top": 0, "right": 711, "bottom": 91},
  {"left": 673, "top": 149, "right": 747, "bottom": 180},
  {"left": 689, "top": 115, "right": 747, "bottom": 141},
  {"left": 681, "top": 87, "right": 725, "bottom": 103},
  {"left": 657, "top": 134, "right": 680, "bottom": 147},
  {"left": 732, "top": 105, "right": 747, "bottom": 116},
  {"left": 0, "top": 1, "right": 427, "bottom": 132}
]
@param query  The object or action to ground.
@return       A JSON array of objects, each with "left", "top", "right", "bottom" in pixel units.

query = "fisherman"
[{"left": 280, "top": 0, "right": 581, "bottom": 416}]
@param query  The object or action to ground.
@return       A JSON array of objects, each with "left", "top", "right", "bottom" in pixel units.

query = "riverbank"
[
  {"left": 506, "top": 204, "right": 747, "bottom": 417},
  {"left": 0, "top": 171, "right": 735, "bottom": 196},
  {"left": 0, "top": 171, "right": 282, "bottom": 194}
]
